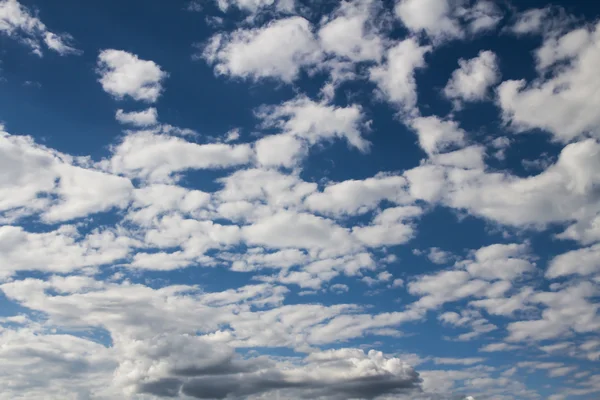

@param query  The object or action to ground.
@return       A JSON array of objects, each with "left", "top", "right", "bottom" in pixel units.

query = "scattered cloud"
[{"left": 97, "top": 49, "right": 168, "bottom": 102}]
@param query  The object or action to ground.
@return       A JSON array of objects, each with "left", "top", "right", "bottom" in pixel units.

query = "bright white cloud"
[
  {"left": 498, "top": 22, "right": 600, "bottom": 142},
  {"left": 395, "top": 0, "right": 502, "bottom": 43},
  {"left": 318, "top": 0, "right": 384, "bottom": 62},
  {"left": 444, "top": 50, "right": 501, "bottom": 103},
  {"left": 97, "top": 49, "right": 168, "bottom": 102},
  {"left": 547, "top": 243, "right": 600, "bottom": 278},
  {"left": 200, "top": 17, "right": 321, "bottom": 82},
  {"left": 305, "top": 174, "right": 411, "bottom": 217},
  {"left": 369, "top": 38, "right": 431, "bottom": 113},
  {"left": 0, "top": 0, "right": 80, "bottom": 55},
  {"left": 115, "top": 108, "right": 158, "bottom": 127},
  {"left": 256, "top": 96, "right": 371, "bottom": 152},
  {"left": 107, "top": 131, "right": 253, "bottom": 182}
]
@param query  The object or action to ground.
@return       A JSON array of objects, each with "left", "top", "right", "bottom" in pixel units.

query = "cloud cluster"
[{"left": 1, "top": 0, "right": 600, "bottom": 399}]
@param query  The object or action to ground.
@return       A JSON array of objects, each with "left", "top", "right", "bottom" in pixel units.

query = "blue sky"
[{"left": 1, "top": 0, "right": 600, "bottom": 399}]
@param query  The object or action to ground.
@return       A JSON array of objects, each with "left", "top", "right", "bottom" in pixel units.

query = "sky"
[{"left": 0, "top": 0, "right": 600, "bottom": 399}]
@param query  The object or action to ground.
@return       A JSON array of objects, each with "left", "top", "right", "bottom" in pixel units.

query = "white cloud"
[
  {"left": 318, "top": 0, "right": 384, "bottom": 62},
  {"left": 461, "top": 243, "right": 535, "bottom": 281},
  {"left": 0, "top": 278, "right": 424, "bottom": 397},
  {"left": 444, "top": 50, "right": 500, "bottom": 104},
  {"left": 395, "top": 0, "right": 501, "bottom": 43},
  {"left": 426, "top": 247, "right": 453, "bottom": 264},
  {"left": 200, "top": 17, "right": 321, "bottom": 82},
  {"left": 353, "top": 206, "right": 422, "bottom": 247},
  {"left": 405, "top": 138, "right": 600, "bottom": 227},
  {"left": 256, "top": 96, "right": 371, "bottom": 152},
  {"left": 369, "top": 38, "right": 431, "bottom": 113},
  {"left": 255, "top": 133, "right": 306, "bottom": 168},
  {"left": 215, "top": 0, "right": 295, "bottom": 14},
  {"left": 0, "top": 225, "right": 134, "bottom": 278},
  {"left": 479, "top": 342, "right": 519, "bottom": 352},
  {"left": 498, "top": 22, "right": 600, "bottom": 142},
  {"left": 507, "top": 282, "right": 600, "bottom": 342},
  {"left": 0, "top": 328, "right": 116, "bottom": 398},
  {"left": 409, "top": 116, "right": 466, "bottom": 156},
  {"left": 395, "top": 0, "right": 463, "bottom": 42},
  {"left": 107, "top": 131, "right": 253, "bottom": 182},
  {"left": 409, "top": 270, "right": 489, "bottom": 310},
  {"left": 305, "top": 174, "right": 412, "bottom": 217},
  {"left": 0, "top": 0, "right": 80, "bottom": 55},
  {"left": 507, "top": 7, "right": 573, "bottom": 37},
  {"left": 242, "top": 210, "right": 359, "bottom": 256},
  {"left": 434, "top": 357, "right": 485, "bottom": 366},
  {"left": 115, "top": 108, "right": 158, "bottom": 127},
  {"left": 430, "top": 145, "right": 486, "bottom": 170},
  {"left": 547, "top": 243, "right": 600, "bottom": 279},
  {"left": 470, "top": 287, "right": 534, "bottom": 316},
  {"left": 97, "top": 49, "right": 168, "bottom": 102},
  {"left": 0, "top": 129, "right": 133, "bottom": 223}
]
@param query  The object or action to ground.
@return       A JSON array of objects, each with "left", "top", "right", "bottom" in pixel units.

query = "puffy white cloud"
[
  {"left": 256, "top": 96, "right": 371, "bottom": 153},
  {"left": 507, "top": 282, "right": 600, "bottom": 342},
  {"left": 0, "top": 0, "right": 79, "bottom": 55},
  {"left": 395, "top": 0, "right": 463, "bottom": 42},
  {"left": 0, "top": 130, "right": 133, "bottom": 223},
  {"left": 107, "top": 130, "right": 253, "bottom": 182},
  {"left": 353, "top": 206, "right": 422, "bottom": 247},
  {"left": 426, "top": 247, "right": 453, "bottom": 264},
  {"left": 444, "top": 50, "right": 500, "bottom": 104},
  {"left": 318, "top": 0, "right": 384, "bottom": 62},
  {"left": 0, "top": 225, "right": 135, "bottom": 278},
  {"left": 305, "top": 174, "right": 411, "bottom": 217},
  {"left": 97, "top": 49, "right": 168, "bottom": 102},
  {"left": 547, "top": 243, "right": 600, "bottom": 279},
  {"left": 409, "top": 116, "right": 466, "bottom": 156},
  {"left": 405, "top": 138, "right": 600, "bottom": 227},
  {"left": 498, "top": 22, "right": 600, "bottom": 142},
  {"left": 44, "top": 163, "right": 133, "bottom": 223},
  {"left": 409, "top": 270, "right": 489, "bottom": 310},
  {"left": 470, "top": 287, "right": 534, "bottom": 316},
  {"left": 242, "top": 210, "right": 359, "bottom": 256},
  {"left": 369, "top": 38, "right": 431, "bottom": 113},
  {"left": 460, "top": 243, "right": 535, "bottom": 281},
  {"left": 395, "top": 0, "right": 502, "bottom": 43},
  {"left": 438, "top": 309, "right": 497, "bottom": 341},
  {"left": 255, "top": 133, "right": 306, "bottom": 168},
  {"left": 115, "top": 108, "right": 158, "bottom": 127},
  {"left": 200, "top": 17, "right": 321, "bottom": 82}
]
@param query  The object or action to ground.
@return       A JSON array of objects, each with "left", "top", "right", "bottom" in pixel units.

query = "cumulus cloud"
[
  {"left": 97, "top": 49, "right": 168, "bottom": 102},
  {"left": 115, "top": 108, "right": 158, "bottom": 127},
  {"left": 3, "top": 2, "right": 600, "bottom": 399},
  {"left": 444, "top": 50, "right": 501, "bottom": 104},
  {"left": 369, "top": 38, "right": 431, "bottom": 113},
  {"left": 200, "top": 17, "right": 321, "bottom": 82},
  {"left": 498, "top": 22, "right": 600, "bottom": 142},
  {"left": 0, "top": 129, "right": 133, "bottom": 223},
  {"left": 254, "top": 96, "right": 371, "bottom": 164},
  {"left": 318, "top": 0, "right": 384, "bottom": 63},
  {"left": 106, "top": 130, "right": 253, "bottom": 182},
  {"left": 0, "top": 0, "right": 80, "bottom": 55},
  {"left": 405, "top": 138, "right": 600, "bottom": 227},
  {"left": 395, "top": 0, "right": 502, "bottom": 43}
]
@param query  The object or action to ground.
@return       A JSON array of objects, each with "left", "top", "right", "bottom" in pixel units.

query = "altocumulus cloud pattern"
[{"left": 0, "top": 0, "right": 599, "bottom": 399}]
